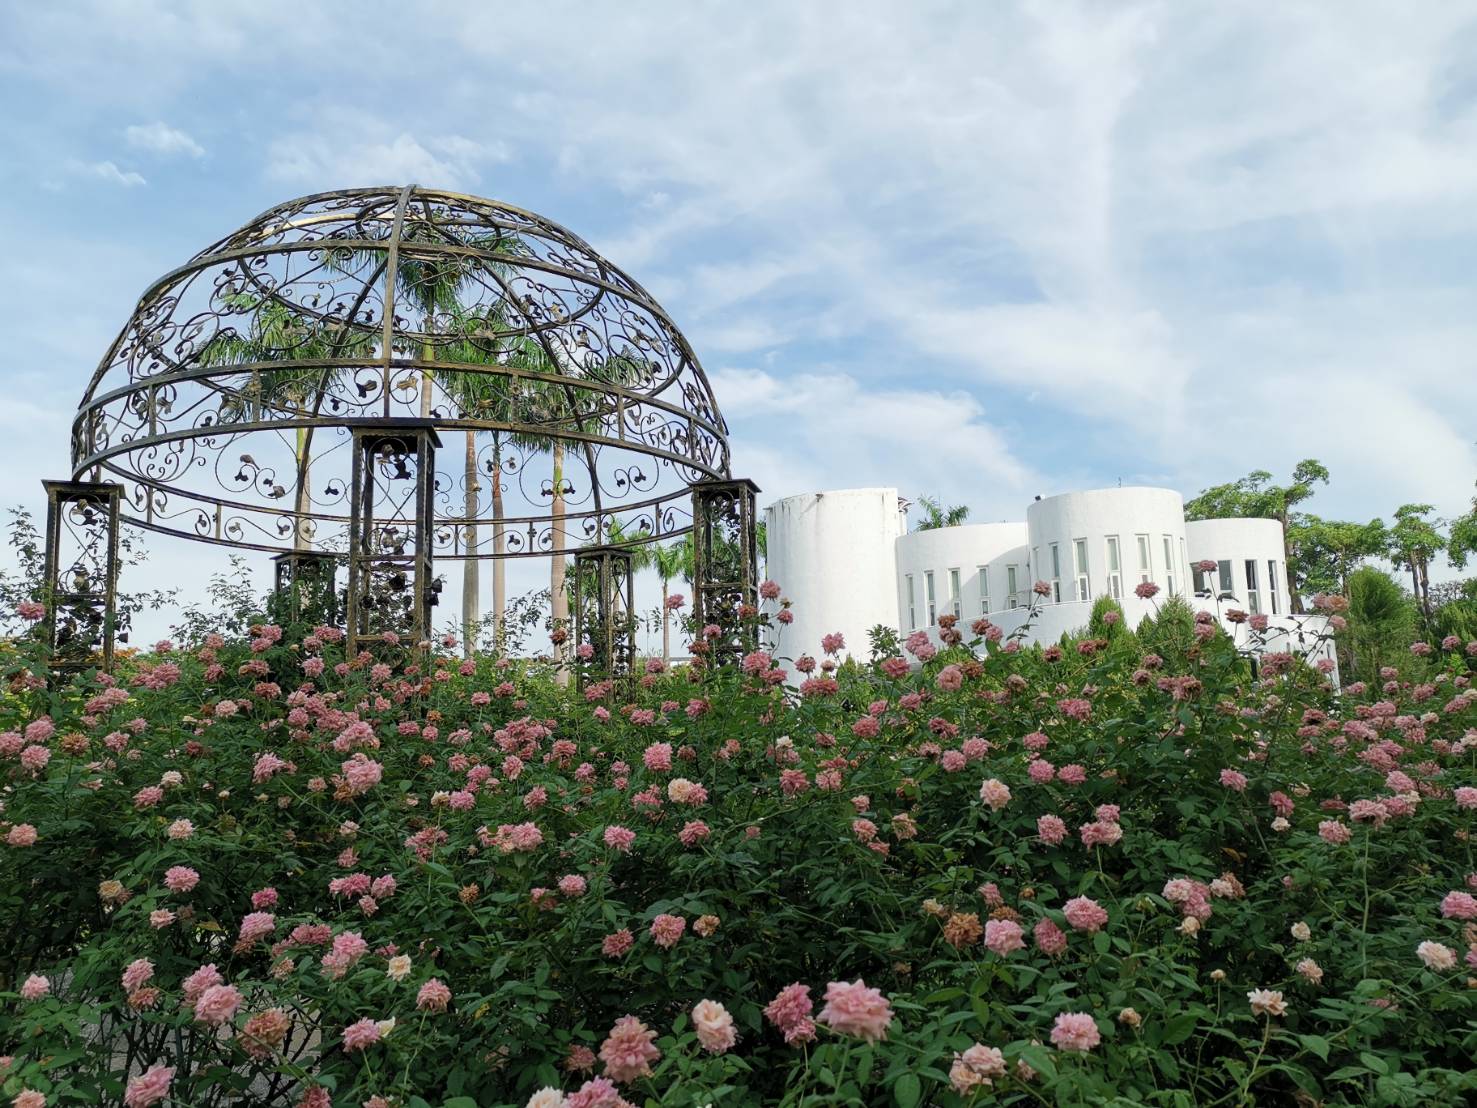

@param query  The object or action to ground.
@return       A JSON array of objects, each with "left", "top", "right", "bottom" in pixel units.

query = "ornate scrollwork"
[{"left": 67, "top": 184, "right": 754, "bottom": 666}]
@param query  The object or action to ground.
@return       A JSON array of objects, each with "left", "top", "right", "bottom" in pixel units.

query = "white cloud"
[
  {"left": 266, "top": 126, "right": 509, "bottom": 192},
  {"left": 75, "top": 160, "right": 146, "bottom": 187},
  {"left": 6, "top": 0, "right": 1477, "bottom": 634},
  {"left": 711, "top": 366, "right": 1038, "bottom": 518},
  {"left": 124, "top": 121, "right": 204, "bottom": 158}
]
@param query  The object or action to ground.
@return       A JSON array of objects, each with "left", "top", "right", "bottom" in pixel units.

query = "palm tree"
[
  {"left": 197, "top": 292, "right": 376, "bottom": 550},
  {"left": 915, "top": 495, "right": 970, "bottom": 531},
  {"left": 337, "top": 226, "right": 526, "bottom": 655},
  {"left": 437, "top": 311, "right": 524, "bottom": 656},
  {"left": 508, "top": 347, "right": 655, "bottom": 681},
  {"left": 651, "top": 542, "right": 686, "bottom": 665}
]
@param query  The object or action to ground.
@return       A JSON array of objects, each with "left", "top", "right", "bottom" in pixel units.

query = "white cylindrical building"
[
  {"left": 1184, "top": 518, "right": 1289, "bottom": 617},
  {"left": 894, "top": 523, "right": 1029, "bottom": 647},
  {"left": 1020, "top": 487, "right": 1191, "bottom": 637},
  {"left": 763, "top": 488, "right": 905, "bottom": 668}
]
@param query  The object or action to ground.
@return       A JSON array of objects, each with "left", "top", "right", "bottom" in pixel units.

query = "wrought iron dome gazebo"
[{"left": 47, "top": 185, "right": 760, "bottom": 669}]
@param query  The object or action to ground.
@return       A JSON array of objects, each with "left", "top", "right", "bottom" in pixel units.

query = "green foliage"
[
  {"left": 1135, "top": 594, "right": 1196, "bottom": 659},
  {"left": 867, "top": 622, "right": 902, "bottom": 661},
  {"left": 1388, "top": 504, "right": 1447, "bottom": 621},
  {"left": 1, "top": 600, "right": 1475, "bottom": 1106},
  {"left": 1183, "top": 461, "right": 1328, "bottom": 523},
  {"left": 1294, "top": 516, "right": 1390, "bottom": 597},
  {"left": 1427, "top": 579, "right": 1477, "bottom": 646},
  {"left": 1341, "top": 566, "right": 1418, "bottom": 683},
  {"left": 913, "top": 495, "right": 970, "bottom": 531}
]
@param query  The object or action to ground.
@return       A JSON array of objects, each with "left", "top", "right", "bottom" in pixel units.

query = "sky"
[{"left": 1, "top": 0, "right": 1475, "bottom": 643}]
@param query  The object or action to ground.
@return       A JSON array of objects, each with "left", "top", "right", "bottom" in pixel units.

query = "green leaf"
[
  {"left": 1162, "top": 1013, "right": 1199, "bottom": 1045},
  {"left": 1359, "top": 1052, "right": 1389, "bottom": 1075},
  {"left": 1299, "top": 1034, "right": 1331, "bottom": 1062},
  {"left": 893, "top": 1073, "right": 921, "bottom": 1108}
]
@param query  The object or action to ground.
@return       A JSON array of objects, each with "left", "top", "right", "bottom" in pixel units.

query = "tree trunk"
[
  {"left": 1282, "top": 510, "right": 1304, "bottom": 614},
  {"left": 1412, "top": 555, "right": 1423, "bottom": 626},
  {"left": 461, "top": 429, "right": 478, "bottom": 658},
  {"left": 294, "top": 427, "right": 310, "bottom": 552},
  {"left": 550, "top": 440, "right": 569, "bottom": 684},
  {"left": 420, "top": 339, "right": 434, "bottom": 418},
  {"left": 1409, "top": 559, "right": 1421, "bottom": 609},
  {"left": 661, "top": 579, "right": 671, "bottom": 666},
  {"left": 491, "top": 442, "right": 505, "bottom": 655}
]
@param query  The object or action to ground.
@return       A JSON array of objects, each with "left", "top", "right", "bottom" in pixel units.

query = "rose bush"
[{"left": 2, "top": 597, "right": 1476, "bottom": 1106}]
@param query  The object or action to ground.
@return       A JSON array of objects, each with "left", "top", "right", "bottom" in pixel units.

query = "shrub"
[{"left": 2, "top": 607, "right": 1476, "bottom": 1107}]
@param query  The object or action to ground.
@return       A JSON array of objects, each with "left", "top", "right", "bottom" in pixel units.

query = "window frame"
[
  {"left": 925, "top": 570, "right": 937, "bottom": 626},
  {"left": 1105, "top": 535, "right": 1122, "bottom": 600},
  {"left": 948, "top": 567, "right": 962, "bottom": 620},
  {"left": 1217, "top": 559, "right": 1234, "bottom": 595}
]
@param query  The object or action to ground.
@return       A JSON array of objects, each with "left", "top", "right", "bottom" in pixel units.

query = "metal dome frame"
[{"left": 44, "top": 185, "right": 760, "bottom": 666}]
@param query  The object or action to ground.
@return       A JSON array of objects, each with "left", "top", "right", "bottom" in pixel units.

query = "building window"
[
  {"left": 1073, "top": 538, "right": 1090, "bottom": 601},
  {"left": 905, "top": 574, "right": 916, "bottom": 630},
  {"left": 1135, "top": 534, "right": 1151, "bottom": 583},
  {"left": 1105, "top": 536, "right": 1122, "bottom": 599},
  {"left": 1192, "top": 562, "right": 1210, "bottom": 594},
  {"left": 1179, "top": 538, "right": 1187, "bottom": 587},
  {"left": 948, "top": 567, "right": 962, "bottom": 619},
  {"left": 1217, "top": 560, "right": 1234, "bottom": 595},
  {"left": 1049, "top": 543, "right": 1062, "bottom": 602},
  {"left": 1245, "top": 559, "right": 1261, "bottom": 615},
  {"left": 1007, "top": 564, "right": 1020, "bottom": 609},
  {"left": 1268, "top": 560, "right": 1280, "bottom": 615},
  {"left": 1163, "top": 536, "right": 1176, "bottom": 595},
  {"left": 978, "top": 566, "right": 990, "bottom": 614},
  {"left": 925, "top": 570, "right": 937, "bottom": 626}
]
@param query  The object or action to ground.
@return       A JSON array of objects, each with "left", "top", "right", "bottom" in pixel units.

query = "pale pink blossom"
[
  {"left": 600, "top": 1015, "right": 661, "bottom": 1082},
  {"left": 692, "top": 999, "right": 738, "bottom": 1054},
  {"left": 1050, "top": 1011, "right": 1101, "bottom": 1052},
  {"left": 818, "top": 979, "right": 893, "bottom": 1042},
  {"left": 123, "top": 1064, "right": 173, "bottom": 1108}
]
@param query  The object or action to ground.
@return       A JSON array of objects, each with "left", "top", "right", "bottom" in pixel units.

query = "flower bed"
[{"left": 2, "top": 604, "right": 1476, "bottom": 1106}]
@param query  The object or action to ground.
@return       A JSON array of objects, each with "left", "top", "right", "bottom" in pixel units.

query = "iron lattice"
[{"left": 57, "top": 185, "right": 758, "bottom": 667}]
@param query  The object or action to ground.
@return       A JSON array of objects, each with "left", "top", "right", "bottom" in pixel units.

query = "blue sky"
[{"left": 2, "top": 1, "right": 1475, "bottom": 638}]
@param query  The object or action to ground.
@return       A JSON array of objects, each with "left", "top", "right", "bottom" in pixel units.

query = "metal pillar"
[
  {"left": 346, "top": 422, "right": 441, "bottom": 655},
  {"left": 573, "top": 545, "right": 636, "bottom": 692},
  {"left": 271, "top": 550, "right": 339, "bottom": 626},
  {"left": 41, "top": 480, "right": 123, "bottom": 673},
  {"left": 690, "top": 477, "right": 761, "bottom": 662}
]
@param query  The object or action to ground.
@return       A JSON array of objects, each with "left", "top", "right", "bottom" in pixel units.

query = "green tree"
[
  {"left": 1343, "top": 565, "right": 1418, "bottom": 682},
  {"left": 914, "top": 495, "right": 970, "bottom": 531},
  {"left": 651, "top": 542, "right": 687, "bottom": 666},
  {"left": 1294, "top": 515, "right": 1390, "bottom": 596},
  {"left": 438, "top": 311, "right": 530, "bottom": 658},
  {"left": 1184, "top": 460, "right": 1330, "bottom": 612},
  {"left": 1447, "top": 480, "right": 1477, "bottom": 572},
  {"left": 1388, "top": 504, "right": 1446, "bottom": 623},
  {"left": 1428, "top": 579, "right": 1477, "bottom": 646},
  {"left": 198, "top": 294, "right": 377, "bottom": 550}
]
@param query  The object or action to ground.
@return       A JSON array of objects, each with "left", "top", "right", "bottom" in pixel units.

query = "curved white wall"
[
  {"left": 894, "top": 523, "right": 1028, "bottom": 638},
  {"left": 763, "top": 488, "right": 904, "bottom": 666},
  {"left": 1025, "top": 487, "right": 1191, "bottom": 609},
  {"left": 1184, "top": 518, "right": 1289, "bottom": 617}
]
